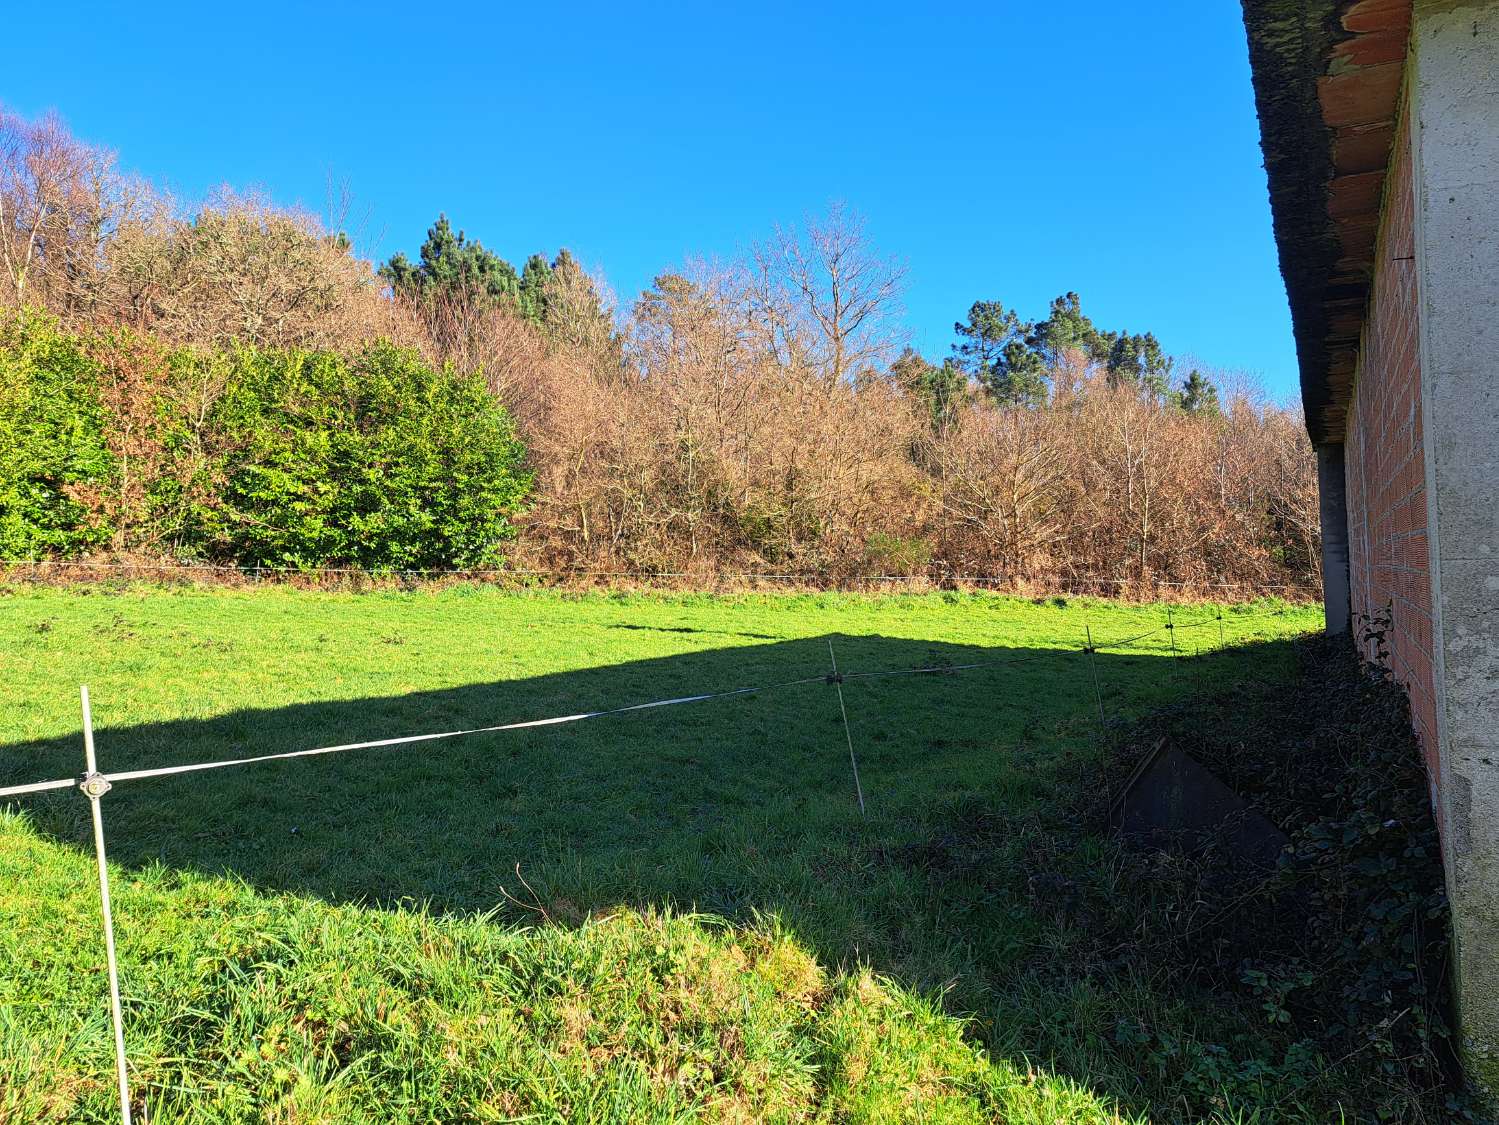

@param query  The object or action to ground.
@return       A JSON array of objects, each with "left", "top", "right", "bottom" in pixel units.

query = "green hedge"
[
  {"left": 0, "top": 314, "right": 532, "bottom": 570},
  {"left": 0, "top": 318, "right": 115, "bottom": 558}
]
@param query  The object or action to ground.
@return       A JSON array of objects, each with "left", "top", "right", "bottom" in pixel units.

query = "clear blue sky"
[{"left": 3, "top": 0, "right": 1299, "bottom": 398}]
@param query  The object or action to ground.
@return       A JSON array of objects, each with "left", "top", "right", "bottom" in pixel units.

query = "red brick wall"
[{"left": 1344, "top": 105, "right": 1439, "bottom": 772}]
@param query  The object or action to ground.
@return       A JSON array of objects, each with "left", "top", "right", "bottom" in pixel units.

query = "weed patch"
[{"left": 1007, "top": 635, "right": 1474, "bottom": 1121}]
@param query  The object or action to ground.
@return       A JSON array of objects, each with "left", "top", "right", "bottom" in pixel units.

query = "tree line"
[{"left": 0, "top": 106, "right": 1319, "bottom": 591}]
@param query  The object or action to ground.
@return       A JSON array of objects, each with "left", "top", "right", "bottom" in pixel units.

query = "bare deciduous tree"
[
  {"left": 752, "top": 202, "right": 906, "bottom": 386},
  {"left": 105, "top": 189, "right": 395, "bottom": 351},
  {"left": 0, "top": 106, "right": 155, "bottom": 319}
]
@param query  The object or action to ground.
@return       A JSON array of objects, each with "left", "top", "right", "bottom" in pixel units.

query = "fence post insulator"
[{"left": 79, "top": 772, "right": 112, "bottom": 799}]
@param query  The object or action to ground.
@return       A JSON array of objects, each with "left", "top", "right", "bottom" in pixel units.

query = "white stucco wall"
[{"left": 1411, "top": 0, "right": 1499, "bottom": 1098}]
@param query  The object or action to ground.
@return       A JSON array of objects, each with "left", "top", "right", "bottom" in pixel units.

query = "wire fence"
[
  {"left": 1, "top": 557, "right": 1323, "bottom": 600},
  {"left": 0, "top": 602, "right": 1307, "bottom": 1123}
]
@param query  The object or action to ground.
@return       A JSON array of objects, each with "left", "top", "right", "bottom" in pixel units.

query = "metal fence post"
[{"left": 79, "top": 685, "right": 133, "bottom": 1125}]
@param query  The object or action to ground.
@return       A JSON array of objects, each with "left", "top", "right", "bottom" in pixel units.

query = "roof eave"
[{"left": 1240, "top": 0, "right": 1412, "bottom": 444}]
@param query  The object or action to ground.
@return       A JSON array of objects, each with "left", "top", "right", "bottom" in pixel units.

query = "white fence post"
[
  {"left": 80, "top": 685, "right": 133, "bottom": 1125},
  {"left": 827, "top": 641, "right": 866, "bottom": 817}
]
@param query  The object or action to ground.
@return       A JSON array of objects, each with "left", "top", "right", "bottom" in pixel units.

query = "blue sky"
[{"left": 3, "top": 1, "right": 1299, "bottom": 398}]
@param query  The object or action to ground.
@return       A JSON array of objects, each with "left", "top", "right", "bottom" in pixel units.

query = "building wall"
[
  {"left": 1343, "top": 102, "right": 1439, "bottom": 774},
  {"left": 1410, "top": 0, "right": 1499, "bottom": 1093}
]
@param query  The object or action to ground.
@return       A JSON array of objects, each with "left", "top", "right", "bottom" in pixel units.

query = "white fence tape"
[
  {"left": 0, "top": 608, "right": 1296, "bottom": 803},
  {"left": 0, "top": 676, "right": 825, "bottom": 800}
]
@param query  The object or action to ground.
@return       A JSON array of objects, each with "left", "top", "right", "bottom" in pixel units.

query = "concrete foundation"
[
  {"left": 1411, "top": 0, "right": 1499, "bottom": 1100},
  {"left": 1316, "top": 443, "right": 1351, "bottom": 635}
]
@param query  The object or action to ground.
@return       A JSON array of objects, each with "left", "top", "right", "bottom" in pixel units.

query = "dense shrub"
[
  {"left": 0, "top": 315, "right": 114, "bottom": 558},
  {"left": 170, "top": 343, "right": 530, "bottom": 569},
  {"left": 510, "top": 265, "right": 1321, "bottom": 591},
  {"left": 0, "top": 318, "right": 532, "bottom": 569}
]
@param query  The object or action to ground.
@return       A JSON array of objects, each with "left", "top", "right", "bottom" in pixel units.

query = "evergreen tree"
[
  {"left": 994, "top": 339, "right": 1048, "bottom": 408},
  {"left": 543, "top": 250, "right": 614, "bottom": 352},
  {"left": 1178, "top": 368, "right": 1220, "bottom": 415},
  {"left": 1030, "top": 292, "right": 1112, "bottom": 367},
  {"left": 518, "top": 253, "right": 553, "bottom": 326},
  {"left": 1106, "top": 331, "right": 1171, "bottom": 396},
  {"left": 893, "top": 347, "right": 965, "bottom": 431},
  {"left": 379, "top": 215, "right": 521, "bottom": 306},
  {"left": 1138, "top": 332, "right": 1171, "bottom": 397},
  {"left": 952, "top": 300, "right": 1048, "bottom": 408},
  {"left": 1106, "top": 333, "right": 1141, "bottom": 388},
  {"left": 952, "top": 301, "right": 1019, "bottom": 379}
]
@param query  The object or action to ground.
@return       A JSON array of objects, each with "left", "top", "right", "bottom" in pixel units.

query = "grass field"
[{"left": 0, "top": 586, "right": 1324, "bottom": 1123}]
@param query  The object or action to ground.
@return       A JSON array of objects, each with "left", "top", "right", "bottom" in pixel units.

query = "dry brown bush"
[
  {"left": 1, "top": 107, "right": 403, "bottom": 352},
  {"left": 511, "top": 263, "right": 927, "bottom": 576},
  {"left": 927, "top": 405, "right": 1074, "bottom": 578},
  {"left": 103, "top": 189, "right": 402, "bottom": 351}
]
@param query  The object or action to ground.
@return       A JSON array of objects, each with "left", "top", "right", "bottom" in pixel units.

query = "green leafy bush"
[
  {"left": 0, "top": 314, "right": 115, "bottom": 559},
  {"left": 0, "top": 317, "right": 533, "bottom": 570},
  {"left": 171, "top": 342, "right": 531, "bottom": 569}
]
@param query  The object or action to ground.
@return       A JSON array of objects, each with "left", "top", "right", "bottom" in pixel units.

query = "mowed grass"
[{"left": 0, "top": 586, "right": 1321, "bottom": 1123}]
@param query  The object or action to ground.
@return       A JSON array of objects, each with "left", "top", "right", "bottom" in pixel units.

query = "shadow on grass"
[
  {"left": 1, "top": 631, "right": 1303, "bottom": 1117},
  {"left": 606, "top": 622, "right": 782, "bottom": 640}
]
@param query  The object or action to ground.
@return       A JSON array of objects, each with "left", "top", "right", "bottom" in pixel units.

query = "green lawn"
[{"left": 0, "top": 586, "right": 1322, "bottom": 1123}]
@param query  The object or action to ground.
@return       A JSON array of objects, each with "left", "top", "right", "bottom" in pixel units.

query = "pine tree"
[
  {"left": 379, "top": 215, "right": 521, "bottom": 306},
  {"left": 1106, "top": 331, "right": 1172, "bottom": 397},
  {"left": 543, "top": 251, "right": 604, "bottom": 337},
  {"left": 518, "top": 253, "right": 553, "bottom": 327},
  {"left": 543, "top": 250, "right": 619, "bottom": 371},
  {"left": 1138, "top": 333, "right": 1171, "bottom": 397},
  {"left": 952, "top": 301, "right": 1018, "bottom": 379},
  {"left": 952, "top": 301, "right": 1048, "bottom": 408},
  {"left": 993, "top": 340, "right": 1048, "bottom": 408},
  {"left": 1178, "top": 369, "right": 1220, "bottom": 415},
  {"left": 1031, "top": 292, "right": 1112, "bottom": 367}
]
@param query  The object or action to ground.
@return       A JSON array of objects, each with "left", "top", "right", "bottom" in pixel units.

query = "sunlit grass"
[{"left": 0, "top": 586, "right": 1320, "bottom": 1122}]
